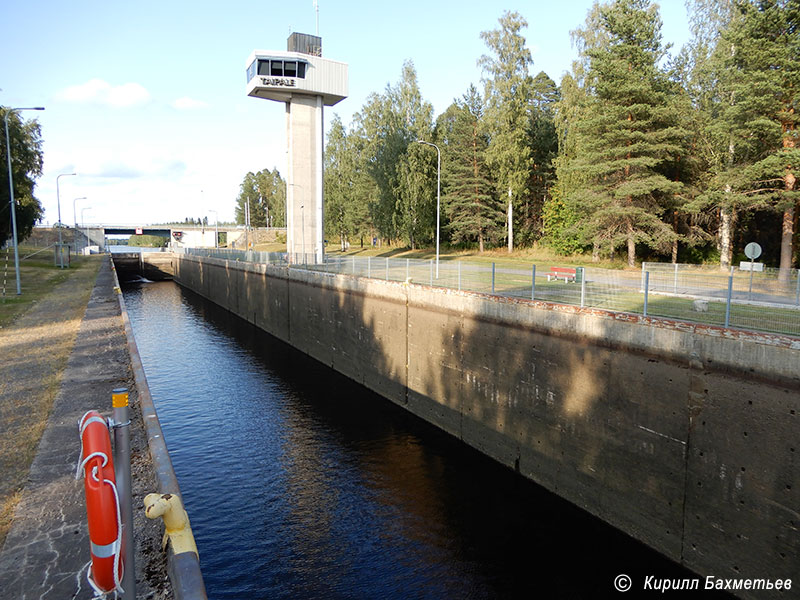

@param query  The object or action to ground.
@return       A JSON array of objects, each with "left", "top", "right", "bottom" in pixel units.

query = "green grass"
[
  {"left": 0, "top": 248, "right": 98, "bottom": 328},
  {"left": 311, "top": 254, "right": 800, "bottom": 337}
]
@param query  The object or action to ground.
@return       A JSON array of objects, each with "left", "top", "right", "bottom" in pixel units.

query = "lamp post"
[
  {"left": 4, "top": 106, "right": 45, "bottom": 294},
  {"left": 208, "top": 209, "right": 218, "bottom": 248},
  {"left": 72, "top": 196, "right": 87, "bottom": 254},
  {"left": 56, "top": 172, "right": 77, "bottom": 268},
  {"left": 80, "top": 206, "right": 92, "bottom": 229},
  {"left": 72, "top": 196, "right": 88, "bottom": 228},
  {"left": 416, "top": 140, "right": 441, "bottom": 278}
]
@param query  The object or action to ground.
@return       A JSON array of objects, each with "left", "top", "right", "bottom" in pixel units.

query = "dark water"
[{"left": 122, "top": 281, "right": 712, "bottom": 599}]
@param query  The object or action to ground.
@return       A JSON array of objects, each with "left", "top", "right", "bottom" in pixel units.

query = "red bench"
[{"left": 545, "top": 267, "right": 577, "bottom": 282}]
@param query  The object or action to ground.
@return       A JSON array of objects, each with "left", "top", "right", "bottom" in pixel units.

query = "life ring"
[{"left": 77, "top": 410, "right": 123, "bottom": 594}]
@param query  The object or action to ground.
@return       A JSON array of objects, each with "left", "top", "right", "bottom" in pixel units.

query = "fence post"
[
  {"left": 795, "top": 271, "right": 799, "bottom": 306},
  {"left": 406, "top": 258, "right": 410, "bottom": 282},
  {"left": 674, "top": 262, "right": 678, "bottom": 294},
  {"left": 641, "top": 262, "right": 646, "bottom": 292},
  {"left": 491, "top": 262, "right": 496, "bottom": 294},
  {"left": 531, "top": 264, "right": 536, "bottom": 300},
  {"left": 643, "top": 271, "right": 649, "bottom": 317},
  {"left": 580, "top": 268, "right": 586, "bottom": 308},
  {"left": 725, "top": 272, "right": 733, "bottom": 327},
  {"left": 112, "top": 388, "right": 135, "bottom": 599},
  {"left": 367, "top": 256, "right": 371, "bottom": 279}
]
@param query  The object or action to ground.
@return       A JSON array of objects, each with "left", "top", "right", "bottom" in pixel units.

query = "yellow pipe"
[{"left": 144, "top": 493, "right": 199, "bottom": 557}]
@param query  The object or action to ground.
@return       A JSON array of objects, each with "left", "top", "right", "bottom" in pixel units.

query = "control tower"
[{"left": 246, "top": 33, "right": 348, "bottom": 262}]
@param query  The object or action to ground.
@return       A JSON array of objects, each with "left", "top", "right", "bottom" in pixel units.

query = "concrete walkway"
[{"left": 0, "top": 257, "right": 169, "bottom": 599}]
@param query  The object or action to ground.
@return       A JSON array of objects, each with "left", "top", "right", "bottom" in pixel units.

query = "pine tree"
[
  {"left": 436, "top": 86, "right": 502, "bottom": 251},
  {"left": 724, "top": 0, "right": 800, "bottom": 279},
  {"left": 521, "top": 71, "right": 560, "bottom": 245},
  {"left": 566, "top": 0, "right": 689, "bottom": 266}
]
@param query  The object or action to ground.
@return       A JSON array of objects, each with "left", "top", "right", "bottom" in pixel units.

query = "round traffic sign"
[{"left": 744, "top": 242, "right": 762, "bottom": 260}]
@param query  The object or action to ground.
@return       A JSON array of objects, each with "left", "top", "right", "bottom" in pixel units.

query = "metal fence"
[
  {"left": 182, "top": 248, "right": 800, "bottom": 337},
  {"left": 180, "top": 247, "right": 289, "bottom": 265}
]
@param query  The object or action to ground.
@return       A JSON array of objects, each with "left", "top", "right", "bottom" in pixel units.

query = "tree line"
[
  {"left": 320, "top": 0, "right": 798, "bottom": 275},
  {"left": 234, "top": 168, "right": 286, "bottom": 229},
  {"left": 0, "top": 108, "right": 44, "bottom": 244}
]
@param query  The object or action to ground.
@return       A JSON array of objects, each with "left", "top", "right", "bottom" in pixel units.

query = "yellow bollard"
[{"left": 143, "top": 493, "right": 199, "bottom": 557}]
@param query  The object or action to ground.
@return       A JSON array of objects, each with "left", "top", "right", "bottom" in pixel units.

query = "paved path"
[{"left": 0, "top": 257, "right": 169, "bottom": 599}]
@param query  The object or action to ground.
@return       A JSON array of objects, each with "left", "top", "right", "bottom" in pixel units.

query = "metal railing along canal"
[{"left": 180, "top": 248, "right": 800, "bottom": 338}]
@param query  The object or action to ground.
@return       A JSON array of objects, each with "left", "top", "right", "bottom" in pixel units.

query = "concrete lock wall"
[{"left": 172, "top": 254, "right": 799, "bottom": 596}]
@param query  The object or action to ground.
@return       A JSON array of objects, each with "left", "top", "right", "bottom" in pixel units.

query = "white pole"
[
  {"left": 208, "top": 209, "right": 218, "bottom": 248},
  {"left": 56, "top": 172, "right": 76, "bottom": 268}
]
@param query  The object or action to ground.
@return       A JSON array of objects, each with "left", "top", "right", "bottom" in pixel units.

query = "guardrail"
[{"left": 181, "top": 248, "right": 800, "bottom": 338}]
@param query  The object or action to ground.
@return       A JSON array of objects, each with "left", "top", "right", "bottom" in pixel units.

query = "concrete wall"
[
  {"left": 112, "top": 252, "right": 175, "bottom": 280},
  {"left": 173, "top": 254, "right": 799, "bottom": 598}
]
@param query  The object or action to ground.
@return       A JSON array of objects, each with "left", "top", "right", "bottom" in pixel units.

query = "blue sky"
[{"left": 1, "top": 0, "right": 691, "bottom": 226}]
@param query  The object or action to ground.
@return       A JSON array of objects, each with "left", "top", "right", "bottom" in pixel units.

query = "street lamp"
[
  {"left": 208, "top": 209, "right": 218, "bottom": 248},
  {"left": 4, "top": 106, "right": 44, "bottom": 294},
  {"left": 80, "top": 206, "right": 92, "bottom": 228},
  {"left": 56, "top": 172, "right": 77, "bottom": 268},
  {"left": 72, "top": 196, "right": 88, "bottom": 228},
  {"left": 416, "top": 140, "right": 441, "bottom": 279}
]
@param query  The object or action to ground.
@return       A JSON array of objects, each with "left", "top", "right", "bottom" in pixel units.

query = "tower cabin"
[{"left": 245, "top": 33, "right": 348, "bottom": 263}]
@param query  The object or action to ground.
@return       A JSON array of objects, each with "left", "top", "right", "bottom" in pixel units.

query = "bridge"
[{"left": 74, "top": 224, "right": 285, "bottom": 251}]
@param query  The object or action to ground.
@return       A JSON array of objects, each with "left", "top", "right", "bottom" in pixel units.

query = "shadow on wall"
[
  {"left": 170, "top": 276, "right": 709, "bottom": 597},
  {"left": 305, "top": 268, "right": 799, "bottom": 590},
  {"left": 174, "top": 254, "right": 799, "bottom": 594}
]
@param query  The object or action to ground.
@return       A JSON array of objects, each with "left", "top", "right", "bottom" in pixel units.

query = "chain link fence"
[{"left": 181, "top": 248, "right": 800, "bottom": 337}]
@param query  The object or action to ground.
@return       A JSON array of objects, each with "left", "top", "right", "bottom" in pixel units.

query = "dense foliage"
[
  {"left": 238, "top": 0, "right": 798, "bottom": 269},
  {"left": 127, "top": 234, "right": 168, "bottom": 247},
  {"left": 235, "top": 168, "right": 286, "bottom": 228},
  {"left": 0, "top": 108, "right": 44, "bottom": 244}
]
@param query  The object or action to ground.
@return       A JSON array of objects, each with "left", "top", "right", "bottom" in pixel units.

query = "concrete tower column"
[{"left": 246, "top": 33, "right": 347, "bottom": 264}]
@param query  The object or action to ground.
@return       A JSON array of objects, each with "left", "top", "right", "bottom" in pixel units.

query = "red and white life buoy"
[{"left": 77, "top": 410, "right": 123, "bottom": 594}]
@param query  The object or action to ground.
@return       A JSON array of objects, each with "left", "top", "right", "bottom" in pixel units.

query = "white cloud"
[
  {"left": 55, "top": 78, "right": 151, "bottom": 108},
  {"left": 171, "top": 96, "right": 209, "bottom": 110}
]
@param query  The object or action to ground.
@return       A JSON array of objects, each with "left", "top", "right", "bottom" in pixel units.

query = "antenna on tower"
[{"left": 313, "top": 0, "right": 319, "bottom": 36}]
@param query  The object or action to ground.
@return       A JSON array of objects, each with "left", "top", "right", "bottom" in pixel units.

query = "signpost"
[{"left": 743, "top": 242, "right": 762, "bottom": 300}]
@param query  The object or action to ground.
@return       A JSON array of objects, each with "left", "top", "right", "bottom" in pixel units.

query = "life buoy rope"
[{"left": 76, "top": 410, "right": 124, "bottom": 598}]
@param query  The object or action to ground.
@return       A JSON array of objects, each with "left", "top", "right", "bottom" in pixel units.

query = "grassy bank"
[
  {"left": 0, "top": 252, "right": 102, "bottom": 546},
  {"left": 247, "top": 241, "right": 634, "bottom": 271}
]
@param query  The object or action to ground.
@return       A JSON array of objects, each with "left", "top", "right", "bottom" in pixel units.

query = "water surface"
[{"left": 122, "top": 281, "right": 712, "bottom": 599}]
